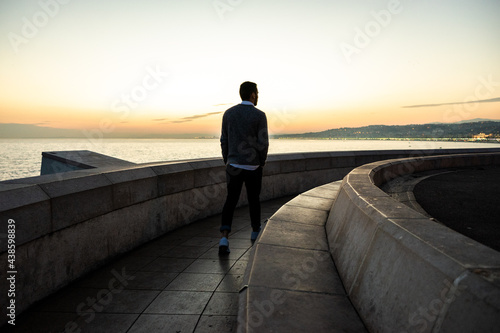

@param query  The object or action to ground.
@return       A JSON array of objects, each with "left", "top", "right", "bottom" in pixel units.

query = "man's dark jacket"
[{"left": 220, "top": 103, "right": 269, "bottom": 166}]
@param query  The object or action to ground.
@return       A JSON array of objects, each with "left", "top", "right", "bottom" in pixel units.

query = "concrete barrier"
[
  {"left": 237, "top": 181, "right": 368, "bottom": 332},
  {"left": 326, "top": 152, "right": 500, "bottom": 332},
  {"left": 1, "top": 148, "right": 499, "bottom": 325},
  {"left": 40, "top": 150, "right": 135, "bottom": 175}
]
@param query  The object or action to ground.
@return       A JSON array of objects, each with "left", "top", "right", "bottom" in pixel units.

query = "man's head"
[{"left": 239, "top": 81, "right": 258, "bottom": 106}]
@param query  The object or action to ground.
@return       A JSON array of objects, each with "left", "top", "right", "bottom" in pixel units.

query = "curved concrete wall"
[
  {"left": 1, "top": 148, "right": 499, "bottom": 325},
  {"left": 326, "top": 152, "right": 500, "bottom": 332}
]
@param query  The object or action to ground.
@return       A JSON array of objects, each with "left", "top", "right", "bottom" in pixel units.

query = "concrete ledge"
[
  {"left": 41, "top": 150, "right": 135, "bottom": 175},
  {"left": 1, "top": 148, "right": 499, "bottom": 325},
  {"left": 238, "top": 182, "right": 368, "bottom": 332},
  {"left": 326, "top": 152, "right": 500, "bottom": 332}
]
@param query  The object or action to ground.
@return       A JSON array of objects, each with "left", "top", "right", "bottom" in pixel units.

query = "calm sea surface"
[{"left": 1, "top": 138, "right": 499, "bottom": 181}]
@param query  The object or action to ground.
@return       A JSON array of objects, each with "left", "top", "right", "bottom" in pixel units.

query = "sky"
[{"left": 0, "top": 0, "right": 499, "bottom": 137}]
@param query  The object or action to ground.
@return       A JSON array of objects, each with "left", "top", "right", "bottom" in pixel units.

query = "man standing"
[{"left": 219, "top": 81, "right": 269, "bottom": 255}]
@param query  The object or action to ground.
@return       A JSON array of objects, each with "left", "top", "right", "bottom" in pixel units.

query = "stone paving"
[{"left": 5, "top": 196, "right": 293, "bottom": 333}]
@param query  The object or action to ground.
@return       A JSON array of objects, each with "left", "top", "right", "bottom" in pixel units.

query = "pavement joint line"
[
  {"left": 266, "top": 218, "right": 329, "bottom": 225},
  {"left": 193, "top": 241, "right": 253, "bottom": 331},
  {"left": 283, "top": 203, "right": 332, "bottom": 212},
  {"left": 301, "top": 193, "right": 337, "bottom": 199},
  {"left": 241, "top": 284, "right": 349, "bottom": 297},
  {"left": 265, "top": 218, "right": 329, "bottom": 228},
  {"left": 257, "top": 238, "right": 330, "bottom": 251},
  {"left": 253, "top": 242, "right": 329, "bottom": 252}
]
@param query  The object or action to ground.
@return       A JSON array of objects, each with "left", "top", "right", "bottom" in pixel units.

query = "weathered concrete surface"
[
  {"left": 326, "top": 152, "right": 500, "bottom": 332},
  {"left": 1, "top": 148, "right": 499, "bottom": 326},
  {"left": 41, "top": 150, "right": 135, "bottom": 175},
  {"left": 238, "top": 182, "right": 368, "bottom": 333}
]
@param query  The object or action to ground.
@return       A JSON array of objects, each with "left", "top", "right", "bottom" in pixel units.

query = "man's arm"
[
  {"left": 220, "top": 115, "right": 228, "bottom": 164},
  {"left": 257, "top": 114, "right": 269, "bottom": 166}
]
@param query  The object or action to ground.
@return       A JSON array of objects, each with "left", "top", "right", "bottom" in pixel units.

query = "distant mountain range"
[
  {"left": 0, "top": 123, "right": 206, "bottom": 139},
  {"left": 427, "top": 118, "right": 499, "bottom": 124},
  {"left": 272, "top": 119, "right": 500, "bottom": 139},
  {"left": 1, "top": 118, "right": 500, "bottom": 139},
  {"left": 0, "top": 123, "right": 83, "bottom": 138}
]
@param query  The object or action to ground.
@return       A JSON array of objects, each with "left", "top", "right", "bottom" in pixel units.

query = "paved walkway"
[{"left": 6, "top": 196, "right": 293, "bottom": 333}]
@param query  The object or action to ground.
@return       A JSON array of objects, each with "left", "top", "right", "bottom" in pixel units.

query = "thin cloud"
[
  {"left": 170, "top": 120, "right": 191, "bottom": 124},
  {"left": 169, "top": 111, "right": 222, "bottom": 123},
  {"left": 213, "top": 103, "right": 233, "bottom": 107},
  {"left": 152, "top": 118, "right": 167, "bottom": 121},
  {"left": 181, "top": 111, "right": 222, "bottom": 120},
  {"left": 402, "top": 97, "right": 500, "bottom": 108},
  {"left": 31, "top": 121, "right": 55, "bottom": 126}
]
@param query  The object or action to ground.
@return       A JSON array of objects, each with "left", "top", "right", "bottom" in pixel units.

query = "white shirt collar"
[{"left": 241, "top": 101, "right": 254, "bottom": 106}]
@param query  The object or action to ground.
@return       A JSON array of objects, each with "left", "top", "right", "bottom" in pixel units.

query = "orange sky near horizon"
[
  {"left": 3, "top": 100, "right": 499, "bottom": 137},
  {"left": 1, "top": 0, "right": 499, "bottom": 137}
]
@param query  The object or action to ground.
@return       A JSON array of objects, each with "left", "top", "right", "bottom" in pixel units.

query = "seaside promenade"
[
  {"left": 3, "top": 196, "right": 293, "bottom": 333},
  {"left": 5, "top": 164, "right": 500, "bottom": 332},
  {"left": 2, "top": 148, "right": 500, "bottom": 332}
]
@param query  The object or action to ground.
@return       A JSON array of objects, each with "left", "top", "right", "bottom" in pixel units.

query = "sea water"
[{"left": 1, "top": 138, "right": 499, "bottom": 181}]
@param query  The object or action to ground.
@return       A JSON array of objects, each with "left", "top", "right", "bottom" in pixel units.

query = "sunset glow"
[{"left": 1, "top": 0, "right": 499, "bottom": 137}]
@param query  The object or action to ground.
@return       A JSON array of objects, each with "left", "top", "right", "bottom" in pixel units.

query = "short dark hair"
[{"left": 239, "top": 81, "right": 257, "bottom": 101}]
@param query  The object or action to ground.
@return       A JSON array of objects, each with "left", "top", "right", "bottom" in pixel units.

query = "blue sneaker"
[
  {"left": 219, "top": 237, "right": 230, "bottom": 255},
  {"left": 251, "top": 228, "right": 261, "bottom": 242}
]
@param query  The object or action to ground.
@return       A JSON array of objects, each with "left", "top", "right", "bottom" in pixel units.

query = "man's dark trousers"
[{"left": 220, "top": 165, "right": 262, "bottom": 233}]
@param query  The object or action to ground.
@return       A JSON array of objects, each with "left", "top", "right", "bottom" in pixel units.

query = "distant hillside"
[
  {"left": 273, "top": 121, "right": 500, "bottom": 139},
  {"left": 428, "top": 118, "right": 500, "bottom": 124},
  {"left": 2, "top": 119, "right": 500, "bottom": 139},
  {"left": 0, "top": 123, "right": 212, "bottom": 139},
  {"left": 0, "top": 123, "right": 84, "bottom": 138}
]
